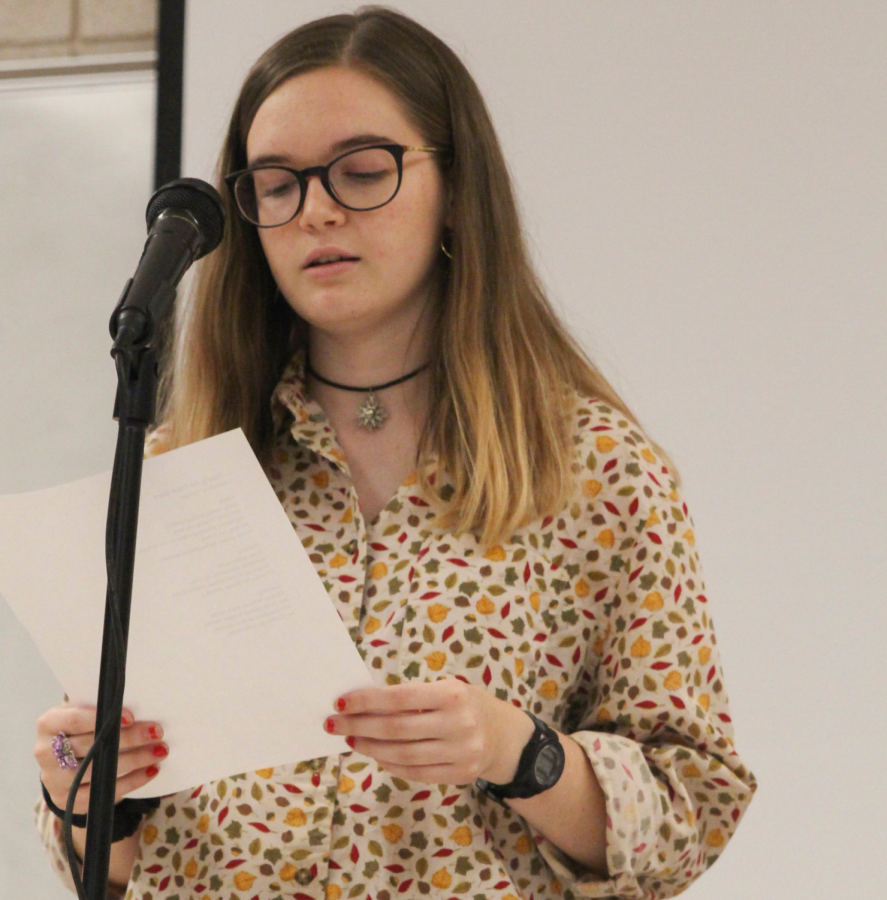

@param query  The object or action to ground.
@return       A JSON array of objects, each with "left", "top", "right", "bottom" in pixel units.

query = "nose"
[{"left": 297, "top": 174, "right": 345, "bottom": 230}]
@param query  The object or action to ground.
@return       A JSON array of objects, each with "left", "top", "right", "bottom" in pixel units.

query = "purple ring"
[{"left": 51, "top": 732, "right": 79, "bottom": 770}]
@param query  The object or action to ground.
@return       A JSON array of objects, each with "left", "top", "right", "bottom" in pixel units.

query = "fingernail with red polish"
[
  {"left": 121, "top": 713, "right": 133, "bottom": 727},
  {"left": 345, "top": 736, "right": 356, "bottom": 749},
  {"left": 152, "top": 744, "right": 169, "bottom": 759},
  {"left": 336, "top": 698, "right": 347, "bottom": 713},
  {"left": 324, "top": 717, "right": 336, "bottom": 734},
  {"left": 146, "top": 765, "right": 159, "bottom": 778},
  {"left": 147, "top": 725, "right": 162, "bottom": 741}
]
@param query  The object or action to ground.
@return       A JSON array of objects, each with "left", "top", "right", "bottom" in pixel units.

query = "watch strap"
[{"left": 476, "top": 711, "right": 565, "bottom": 804}]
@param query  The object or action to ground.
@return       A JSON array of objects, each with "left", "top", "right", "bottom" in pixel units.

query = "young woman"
[{"left": 35, "top": 9, "right": 755, "bottom": 899}]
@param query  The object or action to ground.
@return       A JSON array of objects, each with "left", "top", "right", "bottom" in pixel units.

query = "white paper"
[{"left": 0, "top": 429, "right": 373, "bottom": 797}]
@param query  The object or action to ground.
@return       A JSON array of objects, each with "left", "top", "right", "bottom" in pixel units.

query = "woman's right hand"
[{"left": 36, "top": 705, "right": 167, "bottom": 815}]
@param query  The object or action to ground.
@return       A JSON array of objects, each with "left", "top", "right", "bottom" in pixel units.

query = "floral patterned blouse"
[{"left": 38, "top": 354, "right": 755, "bottom": 900}]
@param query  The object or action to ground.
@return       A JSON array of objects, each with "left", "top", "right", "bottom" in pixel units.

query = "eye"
[
  {"left": 339, "top": 164, "right": 388, "bottom": 182},
  {"left": 253, "top": 168, "right": 298, "bottom": 199},
  {"left": 332, "top": 148, "right": 398, "bottom": 185}
]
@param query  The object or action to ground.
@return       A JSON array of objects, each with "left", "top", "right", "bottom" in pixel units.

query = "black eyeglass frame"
[{"left": 224, "top": 143, "right": 448, "bottom": 228}]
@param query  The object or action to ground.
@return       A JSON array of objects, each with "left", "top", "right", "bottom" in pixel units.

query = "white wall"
[
  {"left": 182, "top": 2, "right": 887, "bottom": 897},
  {"left": 2, "top": 2, "right": 884, "bottom": 896},
  {"left": 0, "top": 71, "right": 155, "bottom": 899}
]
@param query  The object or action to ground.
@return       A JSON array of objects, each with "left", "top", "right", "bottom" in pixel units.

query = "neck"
[
  {"left": 309, "top": 339, "right": 429, "bottom": 387},
  {"left": 307, "top": 300, "right": 435, "bottom": 388},
  {"left": 305, "top": 306, "right": 435, "bottom": 435}
]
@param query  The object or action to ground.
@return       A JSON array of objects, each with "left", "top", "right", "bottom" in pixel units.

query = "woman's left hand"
[{"left": 326, "top": 680, "right": 534, "bottom": 786}]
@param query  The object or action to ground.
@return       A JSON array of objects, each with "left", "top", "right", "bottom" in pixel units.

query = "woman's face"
[{"left": 245, "top": 66, "right": 447, "bottom": 344}]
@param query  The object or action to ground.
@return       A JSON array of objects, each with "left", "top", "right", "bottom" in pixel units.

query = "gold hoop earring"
[{"left": 440, "top": 234, "right": 453, "bottom": 260}]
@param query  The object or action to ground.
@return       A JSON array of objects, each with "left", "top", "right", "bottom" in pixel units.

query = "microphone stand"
[{"left": 80, "top": 290, "right": 158, "bottom": 900}]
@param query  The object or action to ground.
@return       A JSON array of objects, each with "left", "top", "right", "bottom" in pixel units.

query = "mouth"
[{"left": 303, "top": 253, "right": 360, "bottom": 269}]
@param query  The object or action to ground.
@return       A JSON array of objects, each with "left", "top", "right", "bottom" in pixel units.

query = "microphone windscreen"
[{"left": 145, "top": 177, "right": 225, "bottom": 258}]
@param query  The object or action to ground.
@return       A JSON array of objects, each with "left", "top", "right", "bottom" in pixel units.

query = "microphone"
[{"left": 111, "top": 177, "right": 225, "bottom": 347}]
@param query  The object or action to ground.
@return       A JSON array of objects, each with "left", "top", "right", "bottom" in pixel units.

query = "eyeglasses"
[{"left": 225, "top": 144, "right": 447, "bottom": 228}]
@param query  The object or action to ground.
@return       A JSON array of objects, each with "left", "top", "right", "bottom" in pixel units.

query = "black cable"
[{"left": 64, "top": 353, "right": 133, "bottom": 900}]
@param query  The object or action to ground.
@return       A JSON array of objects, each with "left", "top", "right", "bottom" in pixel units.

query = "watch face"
[{"left": 534, "top": 744, "right": 561, "bottom": 786}]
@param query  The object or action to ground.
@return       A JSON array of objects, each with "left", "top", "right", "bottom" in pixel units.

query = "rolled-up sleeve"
[{"left": 536, "top": 405, "right": 756, "bottom": 898}]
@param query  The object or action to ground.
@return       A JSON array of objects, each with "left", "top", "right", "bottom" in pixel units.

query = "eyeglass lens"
[{"left": 235, "top": 147, "right": 401, "bottom": 226}]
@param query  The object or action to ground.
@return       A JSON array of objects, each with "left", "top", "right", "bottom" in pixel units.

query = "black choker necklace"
[{"left": 306, "top": 361, "right": 430, "bottom": 431}]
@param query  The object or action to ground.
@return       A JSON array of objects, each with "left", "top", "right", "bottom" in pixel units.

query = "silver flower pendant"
[{"left": 356, "top": 392, "right": 387, "bottom": 430}]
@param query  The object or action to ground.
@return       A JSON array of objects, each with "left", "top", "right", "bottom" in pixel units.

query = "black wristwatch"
[{"left": 476, "top": 711, "right": 566, "bottom": 805}]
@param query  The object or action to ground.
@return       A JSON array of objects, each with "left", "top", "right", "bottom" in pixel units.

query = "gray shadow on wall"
[{"left": 0, "top": 71, "right": 154, "bottom": 899}]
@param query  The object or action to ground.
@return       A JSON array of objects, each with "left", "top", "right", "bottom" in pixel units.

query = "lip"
[
  {"left": 302, "top": 246, "right": 360, "bottom": 270},
  {"left": 303, "top": 259, "right": 358, "bottom": 279}
]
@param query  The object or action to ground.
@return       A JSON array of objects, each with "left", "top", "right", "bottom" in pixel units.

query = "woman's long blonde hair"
[{"left": 158, "top": 7, "right": 637, "bottom": 545}]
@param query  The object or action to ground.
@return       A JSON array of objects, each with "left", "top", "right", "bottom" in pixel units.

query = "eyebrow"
[{"left": 248, "top": 133, "right": 396, "bottom": 167}]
